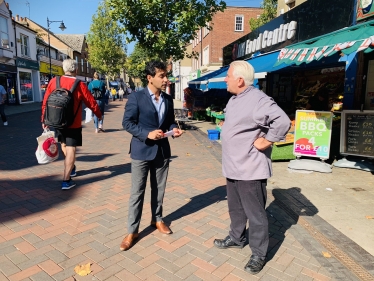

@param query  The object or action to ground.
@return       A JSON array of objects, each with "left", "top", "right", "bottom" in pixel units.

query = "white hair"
[
  {"left": 230, "top": 60, "right": 254, "bottom": 86},
  {"left": 62, "top": 59, "right": 77, "bottom": 73}
]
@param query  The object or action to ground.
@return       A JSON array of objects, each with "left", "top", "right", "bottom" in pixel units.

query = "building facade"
[
  {"left": 191, "top": 6, "right": 263, "bottom": 76},
  {"left": 0, "top": 1, "right": 17, "bottom": 104},
  {"left": 277, "top": 0, "right": 307, "bottom": 15},
  {"left": 14, "top": 17, "right": 41, "bottom": 103}
]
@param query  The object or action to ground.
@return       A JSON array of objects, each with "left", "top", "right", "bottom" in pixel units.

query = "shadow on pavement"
[
  {"left": 75, "top": 153, "right": 117, "bottom": 162},
  {"left": 265, "top": 187, "right": 318, "bottom": 261},
  {"left": 76, "top": 163, "right": 131, "bottom": 178}
]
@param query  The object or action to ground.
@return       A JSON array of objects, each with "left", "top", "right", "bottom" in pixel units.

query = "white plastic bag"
[
  {"left": 85, "top": 108, "right": 93, "bottom": 123},
  {"left": 35, "top": 129, "right": 59, "bottom": 164}
]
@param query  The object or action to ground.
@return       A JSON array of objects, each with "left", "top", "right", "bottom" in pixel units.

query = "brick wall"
[{"left": 192, "top": 6, "right": 263, "bottom": 69}]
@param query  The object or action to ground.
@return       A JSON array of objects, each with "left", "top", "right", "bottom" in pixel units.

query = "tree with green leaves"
[
  {"left": 107, "top": 0, "right": 226, "bottom": 61},
  {"left": 249, "top": 0, "right": 277, "bottom": 31},
  {"left": 125, "top": 43, "right": 158, "bottom": 86},
  {"left": 86, "top": 1, "right": 126, "bottom": 77}
]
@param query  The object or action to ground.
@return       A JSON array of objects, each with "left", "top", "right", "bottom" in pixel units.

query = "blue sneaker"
[
  {"left": 61, "top": 179, "right": 76, "bottom": 190},
  {"left": 70, "top": 165, "right": 77, "bottom": 177}
]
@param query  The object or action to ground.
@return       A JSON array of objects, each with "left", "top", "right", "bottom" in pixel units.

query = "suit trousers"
[
  {"left": 127, "top": 149, "right": 170, "bottom": 234},
  {"left": 227, "top": 178, "right": 268, "bottom": 259}
]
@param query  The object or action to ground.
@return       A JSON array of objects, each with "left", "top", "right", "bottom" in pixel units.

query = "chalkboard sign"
[{"left": 340, "top": 110, "right": 374, "bottom": 158}]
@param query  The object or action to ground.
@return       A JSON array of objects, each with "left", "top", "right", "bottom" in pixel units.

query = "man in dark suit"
[{"left": 120, "top": 61, "right": 183, "bottom": 251}]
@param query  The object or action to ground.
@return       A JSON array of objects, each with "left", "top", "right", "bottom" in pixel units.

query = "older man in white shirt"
[{"left": 213, "top": 60, "right": 290, "bottom": 275}]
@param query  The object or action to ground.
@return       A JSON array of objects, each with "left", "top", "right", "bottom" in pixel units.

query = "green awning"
[{"left": 274, "top": 20, "right": 374, "bottom": 66}]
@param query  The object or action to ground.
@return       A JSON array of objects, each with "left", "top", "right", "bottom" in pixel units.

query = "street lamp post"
[{"left": 47, "top": 17, "right": 66, "bottom": 79}]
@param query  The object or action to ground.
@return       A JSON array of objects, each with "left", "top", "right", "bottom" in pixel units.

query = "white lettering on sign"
[{"left": 236, "top": 21, "right": 298, "bottom": 59}]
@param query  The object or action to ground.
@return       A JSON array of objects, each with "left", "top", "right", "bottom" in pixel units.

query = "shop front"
[
  {"left": 16, "top": 58, "right": 41, "bottom": 103},
  {"left": 39, "top": 61, "right": 64, "bottom": 99},
  {"left": 0, "top": 63, "right": 18, "bottom": 105}
]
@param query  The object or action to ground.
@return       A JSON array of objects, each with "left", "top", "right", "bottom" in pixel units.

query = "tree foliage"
[
  {"left": 107, "top": 0, "right": 226, "bottom": 61},
  {"left": 249, "top": 0, "right": 277, "bottom": 31},
  {"left": 125, "top": 43, "right": 158, "bottom": 86},
  {"left": 87, "top": 1, "right": 126, "bottom": 76}
]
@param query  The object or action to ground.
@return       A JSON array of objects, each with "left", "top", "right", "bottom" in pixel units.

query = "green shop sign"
[
  {"left": 293, "top": 110, "right": 333, "bottom": 159},
  {"left": 16, "top": 58, "right": 39, "bottom": 70}
]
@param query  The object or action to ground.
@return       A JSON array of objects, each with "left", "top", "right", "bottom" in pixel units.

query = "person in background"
[
  {"left": 111, "top": 87, "right": 117, "bottom": 101},
  {"left": 214, "top": 60, "right": 290, "bottom": 275},
  {"left": 41, "top": 59, "right": 102, "bottom": 190},
  {"left": 118, "top": 87, "right": 125, "bottom": 101},
  {"left": 306, "top": 87, "right": 330, "bottom": 111},
  {"left": 0, "top": 84, "right": 8, "bottom": 126},
  {"left": 88, "top": 73, "right": 107, "bottom": 133}
]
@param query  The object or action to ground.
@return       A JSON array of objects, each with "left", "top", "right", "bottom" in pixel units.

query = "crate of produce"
[{"left": 207, "top": 129, "right": 220, "bottom": 140}]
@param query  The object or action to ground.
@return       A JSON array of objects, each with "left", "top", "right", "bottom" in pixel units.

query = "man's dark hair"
[{"left": 145, "top": 61, "right": 167, "bottom": 77}]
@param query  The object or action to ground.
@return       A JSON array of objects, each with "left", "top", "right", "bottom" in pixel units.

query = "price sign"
[
  {"left": 293, "top": 110, "right": 333, "bottom": 159},
  {"left": 340, "top": 110, "right": 374, "bottom": 157}
]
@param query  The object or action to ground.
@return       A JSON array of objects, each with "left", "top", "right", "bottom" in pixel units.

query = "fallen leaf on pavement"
[
  {"left": 186, "top": 153, "right": 191, "bottom": 156},
  {"left": 74, "top": 263, "right": 92, "bottom": 276},
  {"left": 185, "top": 198, "right": 191, "bottom": 202},
  {"left": 206, "top": 146, "right": 212, "bottom": 148},
  {"left": 366, "top": 216, "right": 374, "bottom": 219},
  {"left": 322, "top": 251, "right": 331, "bottom": 258}
]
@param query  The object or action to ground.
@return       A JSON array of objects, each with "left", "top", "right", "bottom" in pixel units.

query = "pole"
[
  {"left": 200, "top": 28, "right": 203, "bottom": 67},
  {"left": 47, "top": 18, "right": 52, "bottom": 80}
]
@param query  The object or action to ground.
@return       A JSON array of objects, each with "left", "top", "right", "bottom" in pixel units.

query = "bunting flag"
[
  {"left": 278, "top": 48, "right": 288, "bottom": 60},
  {"left": 284, "top": 49, "right": 295, "bottom": 59},
  {"left": 315, "top": 46, "right": 329, "bottom": 59},
  {"left": 297, "top": 48, "right": 309, "bottom": 62},
  {"left": 290, "top": 49, "right": 301, "bottom": 60},
  {"left": 357, "top": 38, "right": 372, "bottom": 52},
  {"left": 307, "top": 47, "right": 318, "bottom": 61},
  {"left": 323, "top": 44, "right": 338, "bottom": 57}
]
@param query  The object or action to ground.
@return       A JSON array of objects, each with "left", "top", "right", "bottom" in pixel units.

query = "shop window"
[
  {"left": 20, "top": 34, "right": 30, "bottom": 57},
  {"left": 203, "top": 46, "right": 209, "bottom": 66},
  {"left": 81, "top": 58, "right": 84, "bottom": 72},
  {"left": 0, "top": 16, "right": 9, "bottom": 48},
  {"left": 86, "top": 61, "right": 89, "bottom": 73},
  {"left": 19, "top": 71, "right": 33, "bottom": 102},
  {"left": 235, "top": 15, "right": 244, "bottom": 31}
]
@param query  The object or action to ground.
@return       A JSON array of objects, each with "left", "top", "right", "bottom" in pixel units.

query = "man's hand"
[
  {"left": 148, "top": 129, "right": 164, "bottom": 140},
  {"left": 172, "top": 128, "right": 183, "bottom": 138},
  {"left": 253, "top": 137, "right": 273, "bottom": 151},
  {"left": 42, "top": 123, "right": 49, "bottom": 130}
]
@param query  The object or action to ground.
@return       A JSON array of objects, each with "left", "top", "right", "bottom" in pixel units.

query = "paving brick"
[
  {"left": 29, "top": 271, "right": 55, "bottom": 281},
  {"left": 94, "top": 264, "right": 124, "bottom": 281},
  {"left": 175, "top": 264, "right": 199, "bottom": 279},
  {"left": 115, "top": 269, "right": 142, "bottom": 281},
  {"left": 156, "top": 269, "right": 182, "bottom": 280},
  {"left": 135, "top": 263, "right": 162, "bottom": 280},
  {"left": 18, "top": 254, "right": 49, "bottom": 271},
  {"left": 191, "top": 257, "right": 217, "bottom": 273},
  {"left": 194, "top": 268, "right": 222, "bottom": 281},
  {"left": 8, "top": 265, "right": 42, "bottom": 281},
  {"left": 45, "top": 249, "right": 69, "bottom": 264}
]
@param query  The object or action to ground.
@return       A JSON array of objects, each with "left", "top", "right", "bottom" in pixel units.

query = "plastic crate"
[{"left": 207, "top": 129, "right": 220, "bottom": 140}]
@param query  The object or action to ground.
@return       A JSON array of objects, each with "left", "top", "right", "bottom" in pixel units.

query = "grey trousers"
[
  {"left": 127, "top": 151, "right": 170, "bottom": 234},
  {"left": 227, "top": 178, "right": 269, "bottom": 259}
]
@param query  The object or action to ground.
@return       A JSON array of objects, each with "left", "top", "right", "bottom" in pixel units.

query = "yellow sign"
[{"left": 39, "top": 62, "right": 64, "bottom": 76}]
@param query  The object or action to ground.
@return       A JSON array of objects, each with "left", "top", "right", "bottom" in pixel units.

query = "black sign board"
[
  {"left": 223, "top": 0, "right": 354, "bottom": 65},
  {"left": 340, "top": 111, "right": 374, "bottom": 157},
  {"left": 0, "top": 63, "right": 17, "bottom": 73}
]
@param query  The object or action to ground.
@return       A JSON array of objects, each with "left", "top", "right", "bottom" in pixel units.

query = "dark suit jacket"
[{"left": 122, "top": 88, "right": 177, "bottom": 161}]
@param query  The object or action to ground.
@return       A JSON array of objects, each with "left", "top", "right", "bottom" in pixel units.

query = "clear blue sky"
[{"left": 9, "top": 0, "right": 262, "bottom": 54}]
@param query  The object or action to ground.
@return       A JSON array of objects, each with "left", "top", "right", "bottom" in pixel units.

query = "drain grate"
[{"left": 275, "top": 199, "right": 374, "bottom": 281}]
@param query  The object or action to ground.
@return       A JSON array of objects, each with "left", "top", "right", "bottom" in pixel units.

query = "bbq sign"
[{"left": 293, "top": 110, "right": 333, "bottom": 159}]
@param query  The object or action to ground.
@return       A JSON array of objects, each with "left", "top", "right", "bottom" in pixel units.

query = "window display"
[{"left": 19, "top": 71, "right": 33, "bottom": 102}]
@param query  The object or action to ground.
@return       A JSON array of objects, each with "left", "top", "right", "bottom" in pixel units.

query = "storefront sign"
[
  {"left": 189, "top": 69, "right": 201, "bottom": 80},
  {"left": 39, "top": 61, "right": 64, "bottom": 76},
  {"left": 16, "top": 58, "right": 39, "bottom": 70},
  {"left": 235, "top": 21, "right": 297, "bottom": 59},
  {"left": 0, "top": 63, "right": 17, "bottom": 73},
  {"left": 357, "top": 0, "right": 374, "bottom": 21},
  {"left": 293, "top": 110, "right": 333, "bottom": 159},
  {"left": 223, "top": 0, "right": 354, "bottom": 65}
]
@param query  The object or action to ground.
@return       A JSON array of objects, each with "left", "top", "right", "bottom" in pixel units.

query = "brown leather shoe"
[
  {"left": 151, "top": 221, "right": 172, "bottom": 234},
  {"left": 120, "top": 233, "right": 139, "bottom": 251}
]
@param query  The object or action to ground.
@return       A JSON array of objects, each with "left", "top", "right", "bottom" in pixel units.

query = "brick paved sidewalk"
[{"left": 0, "top": 101, "right": 372, "bottom": 281}]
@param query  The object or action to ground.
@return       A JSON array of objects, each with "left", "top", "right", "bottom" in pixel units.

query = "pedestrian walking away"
[
  {"left": 0, "top": 83, "right": 8, "bottom": 126},
  {"left": 88, "top": 72, "right": 107, "bottom": 133},
  {"left": 118, "top": 87, "right": 125, "bottom": 101},
  {"left": 120, "top": 60, "right": 183, "bottom": 251},
  {"left": 41, "top": 59, "right": 102, "bottom": 190},
  {"left": 213, "top": 60, "right": 290, "bottom": 274}
]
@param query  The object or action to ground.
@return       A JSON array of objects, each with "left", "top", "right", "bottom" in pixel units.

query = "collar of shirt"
[
  {"left": 148, "top": 87, "right": 165, "bottom": 125},
  {"left": 233, "top": 86, "right": 253, "bottom": 99}
]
